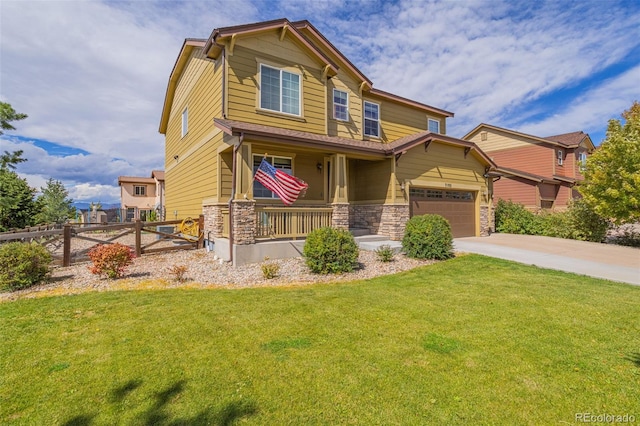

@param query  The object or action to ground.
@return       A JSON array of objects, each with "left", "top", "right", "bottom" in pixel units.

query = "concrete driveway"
[{"left": 454, "top": 234, "right": 640, "bottom": 285}]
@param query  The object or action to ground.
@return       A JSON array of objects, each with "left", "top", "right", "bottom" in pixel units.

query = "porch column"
[
  {"left": 331, "top": 153, "right": 349, "bottom": 230},
  {"left": 232, "top": 200, "right": 256, "bottom": 244}
]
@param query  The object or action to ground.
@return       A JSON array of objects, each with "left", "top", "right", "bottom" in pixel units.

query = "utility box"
[{"left": 156, "top": 225, "right": 176, "bottom": 240}]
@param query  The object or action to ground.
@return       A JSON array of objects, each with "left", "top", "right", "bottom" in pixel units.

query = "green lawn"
[{"left": 1, "top": 255, "right": 639, "bottom": 425}]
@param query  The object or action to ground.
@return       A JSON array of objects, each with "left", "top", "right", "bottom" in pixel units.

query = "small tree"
[
  {"left": 580, "top": 101, "right": 640, "bottom": 225},
  {"left": 34, "top": 179, "right": 76, "bottom": 225}
]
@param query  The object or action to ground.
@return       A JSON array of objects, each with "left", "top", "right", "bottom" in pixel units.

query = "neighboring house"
[
  {"left": 463, "top": 124, "right": 595, "bottom": 210},
  {"left": 117, "top": 170, "right": 165, "bottom": 221},
  {"left": 159, "top": 18, "right": 496, "bottom": 264}
]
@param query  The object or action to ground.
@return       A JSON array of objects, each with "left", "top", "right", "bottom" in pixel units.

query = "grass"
[{"left": 1, "top": 254, "right": 639, "bottom": 425}]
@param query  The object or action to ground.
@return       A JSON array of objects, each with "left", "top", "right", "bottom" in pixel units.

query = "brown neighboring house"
[
  {"left": 117, "top": 170, "right": 165, "bottom": 221},
  {"left": 463, "top": 124, "right": 595, "bottom": 210}
]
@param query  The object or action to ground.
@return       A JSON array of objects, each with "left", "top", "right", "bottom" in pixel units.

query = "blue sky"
[{"left": 1, "top": 0, "right": 639, "bottom": 205}]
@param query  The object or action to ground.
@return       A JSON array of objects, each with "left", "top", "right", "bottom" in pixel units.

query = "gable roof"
[
  {"left": 463, "top": 123, "right": 593, "bottom": 149},
  {"left": 160, "top": 19, "right": 453, "bottom": 133},
  {"left": 545, "top": 131, "right": 595, "bottom": 149},
  {"left": 213, "top": 118, "right": 495, "bottom": 167}
]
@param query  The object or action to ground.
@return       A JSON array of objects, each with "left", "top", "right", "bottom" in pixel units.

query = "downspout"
[{"left": 228, "top": 132, "right": 245, "bottom": 264}]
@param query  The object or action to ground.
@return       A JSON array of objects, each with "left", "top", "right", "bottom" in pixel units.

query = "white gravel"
[{"left": 1, "top": 248, "right": 437, "bottom": 301}]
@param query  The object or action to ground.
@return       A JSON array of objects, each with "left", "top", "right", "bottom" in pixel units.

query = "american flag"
[{"left": 254, "top": 158, "right": 308, "bottom": 205}]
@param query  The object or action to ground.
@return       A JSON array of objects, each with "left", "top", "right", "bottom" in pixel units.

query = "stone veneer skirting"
[
  {"left": 349, "top": 204, "right": 410, "bottom": 241},
  {"left": 480, "top": 205, "right": 494, "bottom": 236},
  {"left": 202, "top": 204, "right": 226, "bottom": 238},
  {"left": 231, "top": 200, "right": 256, "bottom": 245},
  {"left": 331, "top": 203, "right": 350, "bottom": 230}
]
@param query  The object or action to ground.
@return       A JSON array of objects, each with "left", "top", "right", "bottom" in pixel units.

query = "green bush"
[
  {"left": 88, "top": 243, "right": 135, "bottom": 279},
  {"left": 303, "top": 227, "right": 359, "bottom": 274},
  {"left": 261, "top": 257, "right": 280, "bottom": 279},
  {"left": 402, "top": 214, "right": 453, "bottom": 260},
  {"left": 375, "top": 244, "right": 395, "bottom": 262},
  {"left": 495, "top": 199, "right": 543, "bottom": 235},
  {"left": 0, "top": 242, "right": 52, "bottom": 291},
  {"left": 564, "top": 199, "right": 610, "bottom": 242}
]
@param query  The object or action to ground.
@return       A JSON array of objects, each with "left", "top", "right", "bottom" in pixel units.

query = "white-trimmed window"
[
  {"left": 134, "top": 185, "right": 146, "bottom": 196},
  {"left": 181, "top": 107, "right": 188, "bottom": 137},
  {"left": 578, "top": 151, "right": 587, "bottom": 168},
  {"left": 428, "top": 118, "right": 440, "bottom": 133},
  {"left": 253, "top": 155, "right": 293, "bottom": 198},
  {"left": 557, "top": 149, "right": 564, "bottom": 166},
  {"left": 333, "top": 89, "right": 349, "bottom": 121},
  {"left": 364, "top": 101, "right": 380, "bottom": 137},
  {"left": 260, "top": 64, "right": 301, "bottom": 115}
]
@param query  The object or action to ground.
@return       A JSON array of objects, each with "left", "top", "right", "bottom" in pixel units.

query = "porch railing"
[{"left": 256, "top": 207, "right": 333, "bottom": 240}]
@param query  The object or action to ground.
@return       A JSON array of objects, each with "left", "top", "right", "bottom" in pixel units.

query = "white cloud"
[
  {"left": 68, "top": 183, "right": 120, "bottom": 205},
  {"left": 1, "top": 0, "right": 639, "bottom": 204}
]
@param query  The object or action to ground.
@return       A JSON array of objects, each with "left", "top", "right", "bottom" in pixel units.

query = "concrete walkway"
[{"left": 454, "top": 234, "right": 640, "bottom": 286}]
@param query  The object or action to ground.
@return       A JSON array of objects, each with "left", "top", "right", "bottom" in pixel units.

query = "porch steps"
[
  {"left": 354, "top": 235, "right": 403, "bottom": 253},
  {"left": 349, "top": 228, "right": 372, "bottom": 237}
]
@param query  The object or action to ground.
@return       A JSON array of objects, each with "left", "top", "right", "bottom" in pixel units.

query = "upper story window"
[
  {"left": 364, "top": 101, "right": 380, "bottom": 138},
  {"left": 578, "top": 151, "right": 587, "bottom": 169},
  {"left": 428, "top": 118, "right": 440, "bottom": 134},
  {"left": 260, "top": 64, "right": 300, "bottom": 116},
  {"left": 557, "top": 149, "right": 564, "bottom": 166},
  {"left": 134, "top": 185, "right": 146, "bottom": 196},
  {"left": 253, "top": 155, "right": 293, "bottom": 198},
  {"left": 181, "top": 107, "right": 188, "bottom": 138},
  {"left": 333, "top": 89, "right": 349, "bottom": 121}
]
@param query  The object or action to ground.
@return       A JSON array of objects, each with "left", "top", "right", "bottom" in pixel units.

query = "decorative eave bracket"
[
  {"left": 424, "top": 140, "right": 432, "bottom": 152},
  {"left": 228, "top": 34, "right": 237, "bottom": 56},
  {"left": 464, "top": 147, "right": 471, "bottom": 158}
]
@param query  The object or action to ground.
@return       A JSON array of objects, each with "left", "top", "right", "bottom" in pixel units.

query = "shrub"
[
  {"left": 565, "top": 199, "right": 610, "bottom": 242},
  {"left": 0, "top": 242, "right": 52, "bottom": 291},
  {"left": 261, "top": 257, "right": 280, "bottom": 279},
  {"left": 610, "top": 226, "right": 640, "bottom": 247},
  {"left": 494, "top": 199, "right": 543, "bottom": 235},
  {"left": 303, "top": 227, "right": 359, "bottom": 274},
  {"left": 402, "top": 214, "right": 453, "bottom": 260},
  {"left": 88, "top": 243, "right": 135, "bottom": 279},
  {"left": 167, "top": 264, "right": 188, "bottom": 282},
  {"left": 375, "top": 244, "right": 395, "bottom": 262}
]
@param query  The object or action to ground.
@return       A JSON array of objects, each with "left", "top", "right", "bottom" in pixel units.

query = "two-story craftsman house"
[
  {"left": 159, "top": 19, "right": 496, "bottom": 264},
  {"left": 463, "top": 124, "right": 595, "bottom": 210}
]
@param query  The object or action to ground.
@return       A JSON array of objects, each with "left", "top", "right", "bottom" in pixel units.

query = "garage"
[{"left": 409, "top": 188, "right": 476, "bottom": 237}]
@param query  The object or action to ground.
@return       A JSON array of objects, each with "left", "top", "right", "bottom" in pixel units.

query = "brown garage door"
[{"left": 409, "top": 188, "right": 476, "bottom": 237}]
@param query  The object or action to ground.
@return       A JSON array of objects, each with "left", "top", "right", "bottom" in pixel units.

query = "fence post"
[
  {"left": 198, "top": 214, "right": 205, "bottom": 248},
  {"left": 135, "top": 219, "right": 143, "bottom": 257},
  {"left": 63, "top": 224, "right": 72, "bottom": 267}
]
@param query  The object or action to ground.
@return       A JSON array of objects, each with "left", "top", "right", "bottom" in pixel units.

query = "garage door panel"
[{"left": 410, "top": 189, "right": 476, "bottom": 238}]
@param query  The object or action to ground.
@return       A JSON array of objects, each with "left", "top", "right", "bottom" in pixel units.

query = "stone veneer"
[
  {"left": 231, "top": 200, "right": 256, "bottom": 245},
  {"left": 331, "top": 203, "right": 350, "bottom": 230},
  {"left": 480, "top": 205, "right": 494, "bottom": 236},
  {"left": 350, "top": 204, "right": 410, "bottom": 241},
  {"left": 202, "top": 204, "right": 226, "bottom": 238}
]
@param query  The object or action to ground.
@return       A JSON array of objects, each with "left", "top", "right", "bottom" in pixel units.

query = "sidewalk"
[{"left": 454, "top": 234, "right": 640, "bottom": 285}]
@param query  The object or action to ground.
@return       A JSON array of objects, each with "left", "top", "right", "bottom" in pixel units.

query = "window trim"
[
  {"left": 333, "top": 89, "right": 349, "bottom": 121},
  {"left": 363, "top": 101, "right": 380, "bottom": 138},
  {"left": 181, "top": 107, "right": 188, "bottom": 138},
  {"left": 252, "top": 154, "right": 294, "bottom": 199},
  {"left": 578, "top": 151, "right": 587, "bottom": 170},
  {"left": 428, "top": 118, "right": 440, "bottom": 134},
  {"left": 557, "top": 149, "right": 564, "bottom": 166},
  {"left": 259, "top": 63, "right": 301, "bottom": 117},
  {"left": 133, "top": 185, "right": 146, "bottom": 197}
]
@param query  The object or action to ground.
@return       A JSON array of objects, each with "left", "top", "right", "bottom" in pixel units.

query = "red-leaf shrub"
[{"left": 87, "top": 243, "right": 135, "bottom": 279}]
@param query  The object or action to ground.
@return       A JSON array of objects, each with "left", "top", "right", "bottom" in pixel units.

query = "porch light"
[{"left": 316, "top": 162, "right": 322, "bottom": 171}]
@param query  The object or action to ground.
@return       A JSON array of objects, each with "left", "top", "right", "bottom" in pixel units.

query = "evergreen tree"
[
  {"left": 0, "top": 169, "right": 38, "bottom": 231},
  {"left": 34, "top": 179, "right": 76, "bottom": 225}
]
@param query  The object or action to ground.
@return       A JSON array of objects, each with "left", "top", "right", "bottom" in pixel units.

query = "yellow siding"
[
  {"left": 226, "top": 32, "right": 326, "bottom": 134},
  {"left": 164, "top": 49, "right": 223, "bottom": 218},
  {"left": 350, "top": 159, "right": 392, "bottom": 202},
  {"left": 467, "top": 129, "right": 540, "bottom": 152},
  {"left": 327, "top": 71, "right": 363, "bottom": 139},
  {"left": 397, "top": 142, "right": 488, "bottom": 202}
]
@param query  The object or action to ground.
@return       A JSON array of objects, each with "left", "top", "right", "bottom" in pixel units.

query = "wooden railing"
[{"left": 255, "top": 207, "right": 333, "bottom": 240}]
